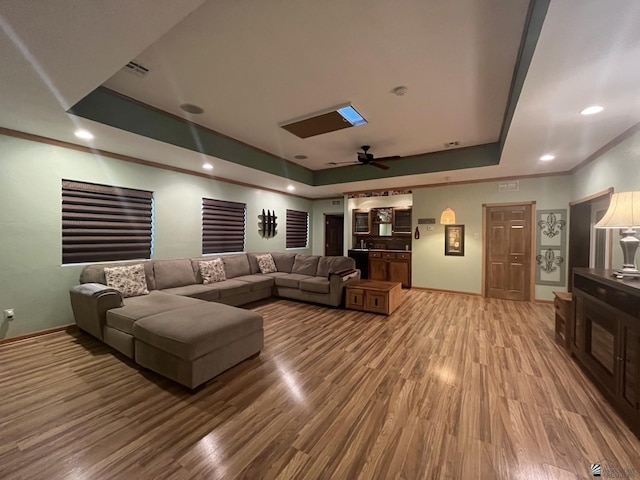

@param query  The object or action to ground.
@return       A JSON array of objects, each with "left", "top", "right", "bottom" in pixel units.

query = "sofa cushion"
[
  {"left": 104, "top": 264, "right": 149, "bottom": 298},
  {"left": 256, "top": 254, "right": 277, "bottom": 274},
  {"left": 133, "top": 303, "right": 263, "bottom": 361},
  {"left": 270, "top": 253, "right": 296, "bottom": 273},
  {"left": 274, "top": 273, "right": 314, "bottom": 289},
  {"left": 233, "top": 275, "right": 275, "bottom": 291},
  {"left": 317, "top": 256, "right": 356, "bottom": 278},
  {"left": 154, "top": 259, "right": 197, "bottom": 289},
  {"left": 106, "top": 291, "right": 203, "bottom": 334},
  {"left": 199, "top": 258, "right": 226, "bottom": 284},
  {"left": 160, "top": 284, "right": 221, "bottom": 302},
  {"left": 292, "top": 255, "right": 320, "bottom": 276},
  {"left": 247, "top": 253, "right": 268, "bottom": 274},
  {"left": 222, "top": 254, "right": 251, "bottom": 278},
  {"left": 80, "top": 260, "right": 156, "bottom": 291},
  {"left": 205, "top": 279, "right": 252, "bottom": 298},
  {"left": 299, "top": 277, "right": 331, "bottom": 294}
]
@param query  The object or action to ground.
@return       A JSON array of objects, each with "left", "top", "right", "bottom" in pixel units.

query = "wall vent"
[
  {"left": 331, "top": 199, "right": 342, "bottom": 206},
  {"left": 124, "top": 61, "right": 150, "bottom": 77},
  {"left": 499, "top": 181, "right": 519, "bottom": 192}
]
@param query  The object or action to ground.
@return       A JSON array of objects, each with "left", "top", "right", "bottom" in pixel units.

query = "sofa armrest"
[
  {"left": 328, "top": 269, "right": 361, "bottom": 289},
  {"left": 69, "top": 283, "right": 123, "bottom": 341}
]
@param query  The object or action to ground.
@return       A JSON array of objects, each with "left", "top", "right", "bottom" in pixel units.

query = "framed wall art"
[
  {"left": 535, "top": 209, "right": 567, "bottom": 286},
  {"left": 444, "top": 224, "right": 465, "bottom": 256}
]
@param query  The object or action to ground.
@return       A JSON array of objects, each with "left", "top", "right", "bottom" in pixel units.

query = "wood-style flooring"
[{"left": 1, "top": 290, "right": 639, "bottom": 479}]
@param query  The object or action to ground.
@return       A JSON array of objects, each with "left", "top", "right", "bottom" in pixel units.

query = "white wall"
[{"left": 0, "top": 134, "right": 311, "bottom": 339}]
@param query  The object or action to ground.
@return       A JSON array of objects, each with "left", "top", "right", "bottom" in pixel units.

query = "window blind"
[
  {"left": 62, "top": 180, "right": 153, "bottom": 264},
  {"left": 202, "top": 198, "right": 246, "bottom": 254},
  {"left": 286, "top": 209, "right": 309, "bottom": 249}
]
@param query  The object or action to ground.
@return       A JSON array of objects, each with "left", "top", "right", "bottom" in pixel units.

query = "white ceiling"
[{"left": 1, "top": 0, "right": 639, "bottom": 199}]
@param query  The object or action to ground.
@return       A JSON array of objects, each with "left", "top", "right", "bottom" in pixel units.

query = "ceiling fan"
[{"left": 327, "top": 145, "right": 400, "bottom": 170}]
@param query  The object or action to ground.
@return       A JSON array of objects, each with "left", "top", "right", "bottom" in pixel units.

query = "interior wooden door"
[
  {"left": 485, "top": 204, "right": 532, "bottom": 301},
  {"left": 324, "top": 214, "right": 344, "bottom": 256}
]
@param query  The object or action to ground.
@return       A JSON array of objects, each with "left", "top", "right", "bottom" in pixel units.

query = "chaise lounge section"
[{"left": 70, "top": 252, "right": 359, "bottom": 388}]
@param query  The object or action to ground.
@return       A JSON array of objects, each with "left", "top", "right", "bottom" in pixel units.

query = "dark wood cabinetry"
[
  {"left": 369, "top": 251, "right": 411, "bottom": 287},
  {"left": 572, "top": 269, "right": 640, "bottom": 437},
  {"left": 353, "top": 210, "right": 370, "bottom": 235},
  {"left": 392, "top": 208, "right": 412, "bottom": 235}
]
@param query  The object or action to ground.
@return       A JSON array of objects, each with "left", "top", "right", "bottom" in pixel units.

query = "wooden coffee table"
[{"left": 345, "top": 279, "right": 402, "bottom": 315}]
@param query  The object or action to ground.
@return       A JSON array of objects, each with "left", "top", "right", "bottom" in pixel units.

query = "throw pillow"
[
  {"left": 199, "top": 258, "right": 226, "bottom": 284},
  {"left": 256, "top": 253, "right": 277, "bottom": 274},
  {"left": 104, "top": 264, "right": 149, "bottom": 298}
]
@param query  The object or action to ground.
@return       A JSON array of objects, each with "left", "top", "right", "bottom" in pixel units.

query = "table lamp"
[{"left": 595, "top": 191, "right": 640, "bottom": 278}]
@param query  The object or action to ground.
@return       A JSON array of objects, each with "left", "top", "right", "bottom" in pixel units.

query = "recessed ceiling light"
[
  {"left": 294, "top": 154, "right": 308, "bottom": 160},
  {"left": 181, "top": 103, "right": 204, "bottom": 114},
  {"left": 74, "top": 129, "right": 94, "bottom": 140},
  {"left": 580, "top": 105, "right": 604, "bottom": 115},
  {"left": 202, "top": 163, "right": 213, "bottom": 170},
  {"left": 287, "top": 185, "right": 295, "bottom": 191},
  {"left": 540, "top": 154, "right": 555, "bottom": 161},
  {"left": 392, "top": 86, "right": 408, "bottom": 96}
]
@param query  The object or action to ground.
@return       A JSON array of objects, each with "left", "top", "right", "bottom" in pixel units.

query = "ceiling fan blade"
[
  {"left": 370, "top": 161, "right": 390, "bottom": 170},
  {"left": 374, "top": 155, "right": 401, "bottom": 162},
  {"left": 328, "top": 160, "right": 359, "bottom": 166}
]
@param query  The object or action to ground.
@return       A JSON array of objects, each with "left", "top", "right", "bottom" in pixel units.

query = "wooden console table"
[
  {"left": 345, "top": 280, "right": 402, "bottom": 315},
  {"left": 572, "top": 268, "right": 640, "bottom": 437}
]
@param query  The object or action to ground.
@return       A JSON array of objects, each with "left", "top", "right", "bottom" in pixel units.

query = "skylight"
[{"left": 337, "top": 105, "right": 368, "bottom": 126}]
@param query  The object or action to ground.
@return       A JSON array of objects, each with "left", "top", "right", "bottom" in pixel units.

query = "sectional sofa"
[{"left": 69, "top": 252, "right": 359, "bottom": 388}]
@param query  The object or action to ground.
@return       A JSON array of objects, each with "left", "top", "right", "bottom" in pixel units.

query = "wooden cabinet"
[
  {"left": 353, "top": 210, "right": 370, "bottom": 235},
  {"left": 345, "top": 280, "right": 402, "bottom": 315},
  {"left": 368, "top": 251, "right": 411, "bottom": 288},
  {"left": 392, "top": 208, "right": 412, "bottom": 235},
  {"left": 572, "top": 269, "right": 640, "bottom": 437},
  {"left": 553, "top": 291, "right": 573, "bottom": 349}
]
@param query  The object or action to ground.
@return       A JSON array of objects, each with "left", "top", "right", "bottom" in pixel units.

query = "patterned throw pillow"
[
  {"left": 104, "top": 264, "right": 149, "bottom": 298},
  {"left": 199, "top": 258, "right": 226, "bottom": 284},
  {"left": 256, "top": 253, "right": 277, "bottom": 274}
]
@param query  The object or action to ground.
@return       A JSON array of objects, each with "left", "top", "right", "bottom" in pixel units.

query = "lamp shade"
[
  {"left": 440, "top": 207, "right": 456, "bottom": 225},
  {"left": 595, "top": 192, "right": 640, "bottom": 228}
]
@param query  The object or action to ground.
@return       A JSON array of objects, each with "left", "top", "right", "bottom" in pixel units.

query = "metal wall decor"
[
  {"left": 535, "top": 209, "right": 567, "bottom": 286},
  {"left": 538, "top": 211, "right": 566, "bottom": 238},
  {"left": 259, "top": 209, "right": 278, "bottom": 238}
]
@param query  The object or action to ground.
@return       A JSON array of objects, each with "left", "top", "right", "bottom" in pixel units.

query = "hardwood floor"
[{"left": 0, "top": 290, "right": 638, "bottom": 479}]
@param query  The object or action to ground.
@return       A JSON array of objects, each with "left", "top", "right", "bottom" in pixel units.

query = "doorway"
[
  {"left": 325, "top": 214, "right": 344, "bottom": 256},
  {"left": 483, "top": 202, "right": 533, "bottom": 301},
  {"left": 568, "top": 189, "right": 612, "bottom": 290}
]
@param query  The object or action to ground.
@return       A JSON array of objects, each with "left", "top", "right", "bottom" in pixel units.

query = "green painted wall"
[
  {"left": 411, "top": 176, "right": 572, "bottom": 300},
  {"left": 571, "top": 129, "right": 640, "bottom": 268},
  {"left": 0, "top": 134, "right": 311, "bottom": 339},
  {"left": 310, "top": 197, "right": 346, "bottom": 256}
]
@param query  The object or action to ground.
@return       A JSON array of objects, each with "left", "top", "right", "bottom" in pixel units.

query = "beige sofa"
[{"left": 70, "top": 253, "right": 359, "bottom": 388}]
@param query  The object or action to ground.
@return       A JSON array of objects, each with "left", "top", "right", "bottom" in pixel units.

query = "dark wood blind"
[
  {"left": 62, "top": 180, "right": 153, "bottom": 264},
  {"left": 202, "top": 198, "right": 246, "bottom": 254},
  {"left": 286, "top": 209, "right": 309, "bottom": 249}
]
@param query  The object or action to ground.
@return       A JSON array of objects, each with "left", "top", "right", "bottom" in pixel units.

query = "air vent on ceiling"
[
  {"left": 499, "top": 181, "right": 519, "bottom": 192},
  {"left": 124, "top": 61, "right": 150, "bottom": 77},
  {"left": 331, "top": 199, "right": 342, "bottom": 207}
]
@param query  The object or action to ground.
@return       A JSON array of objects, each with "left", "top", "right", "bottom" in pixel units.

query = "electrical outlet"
[{"left": 4, "top": 309, "right": 15, "bottom": 321}]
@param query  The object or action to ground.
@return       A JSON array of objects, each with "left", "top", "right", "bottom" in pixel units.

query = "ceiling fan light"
[{"left": 440, "top": 208, "right": 456, "bottom": 225}]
